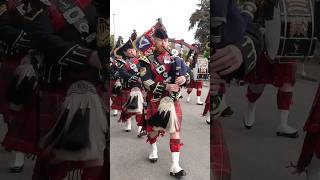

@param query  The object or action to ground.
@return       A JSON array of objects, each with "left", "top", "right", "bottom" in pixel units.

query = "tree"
[{"left": 189, "top": 0, "right": 209, "bottom": 50}]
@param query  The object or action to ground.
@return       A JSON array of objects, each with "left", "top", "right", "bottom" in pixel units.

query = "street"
[{"left": 110, "top": 87, "right": 210, "bottom": 180}]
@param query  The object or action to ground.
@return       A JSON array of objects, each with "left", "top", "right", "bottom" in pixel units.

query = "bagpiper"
[
  {"left": 110, "top": 36, "right": 124, "bottom": 116},
  {"left": 137, "top": 24, "right": 192, "bottom": 178},
  {"left": 114, "top": 31, "right": 145, "bottom": 136},
  {"left": 22, "top": 0, "right": 109, "bottom": 179},
  {"left": 186, "top": 44, "right": 204, "bottom": 105}
]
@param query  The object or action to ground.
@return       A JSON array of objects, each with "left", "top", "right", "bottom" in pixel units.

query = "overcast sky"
[{"left": 110, "top": 0, "right": 199, "bottom": 44}]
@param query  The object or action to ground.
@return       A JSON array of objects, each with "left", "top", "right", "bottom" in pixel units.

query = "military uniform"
[
  {"left": 114, "top": 37, "right": 145, "bottom": 135},
  {"left": 110, "top": 37, "right": 124, "bottom": 116},
  {"left": 243, "top": 0, "right": 299, "bottom": 138},
  {"left": 137, "top": 27, "right": 191, "bottom": 177},
  {"left": 21, "top": 0, "right": 108, "bottom": 179},
  {"left": 186, "top": 45, "right": 204, "bottom": 105}
]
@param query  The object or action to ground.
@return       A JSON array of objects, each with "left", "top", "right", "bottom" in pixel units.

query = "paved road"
[
  {"left": 110, "top": 87, "right": 210, "bottom": 180},
  {"left": 222, "top": 79, "right": 318, "bottom": 180}
]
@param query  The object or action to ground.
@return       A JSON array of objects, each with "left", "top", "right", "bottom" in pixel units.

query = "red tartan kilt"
[
  {"left": 0, "top": 58, "right": 21, "bottom": 118},
  {"left": 211, "top": 120, "right": 231, "bottom": 179},
  {"left": 187, "top": 80, "right": 203, "bottom": 89},
  {"left": 33, "top": 158, "right": 104, "bottom": 180},
  {"left": 146, "top": 99, "right": 183, "bottom": 133},
  {"left": 296, "top": 84, "right": 320, "bottom": 172},
  {"left": 111, "top": 90, "right": 129, "bottom": 110},
  {"left": 203, "top": 93, "right": 210, "bottom": 116},
  {"left": 304, "top": 84, "right": 320, "bottom": 134},
  {"left": 244, "top": 53, "right": 297, "bottom": 87}
]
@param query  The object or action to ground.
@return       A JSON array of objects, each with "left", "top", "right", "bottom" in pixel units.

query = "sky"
[{"left": 110, "top": 0, "right": 199, "bottom": 44}]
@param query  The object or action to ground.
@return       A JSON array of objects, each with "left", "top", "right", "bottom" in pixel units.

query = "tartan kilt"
[
  {"left": 203, "top": 93, "right": 210, "bottom": 116},
  {"left": 211, "top": 119, "right": 231, "bottom": 180},
  {"left": 187, "top": 80, "right": 203, "bottom": 90},
  {"left": 32, "top": 157, "right": 104, "bottom": 180},
  {"left": 145, "top": 98, "right": 182, "bottom": 134},
  {"left": 297, "top": 84, "right": 320, "bottom": 172},
  {"left": 110, "top": 90, "right": 129, "bottom": 111},
  {"left": 244, "top": 53, "right": 296, "bottom": 87}
]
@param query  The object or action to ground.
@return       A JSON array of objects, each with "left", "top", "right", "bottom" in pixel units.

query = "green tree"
[{"left": 189, "top": 0, "right": 209, "bottom": 49}]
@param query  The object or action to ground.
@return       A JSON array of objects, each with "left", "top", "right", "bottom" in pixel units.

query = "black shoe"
[
  {"left": 221, "top": 106, "right": 234, "bottom": 117},
  {"left": 276, "top": 131, "right": 299, "bottom": 138},
  {"left": 8, "top": 165, "right": 24, "bottom": 173},
  {"left": 125, "top": 129, "right": 131, "bottom": 132},
  {"left": 149, "top": 158, "right": 158, "bottom": 163},
  {"left": 196, "top": 102, "right": 204, "bottom": 105},
  {"left": 170, "top": 170, "right": 186, "bottom": 178}
]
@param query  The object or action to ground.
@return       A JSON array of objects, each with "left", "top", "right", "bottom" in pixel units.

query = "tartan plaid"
[
  {"left": 111, "top": 90, "right": 129, "bottom": 110},
  {"left": 244, "top": 54, "right": 296, "bottom": 87},
  {"left": 203, "top": 93, "right": 210, "bottom": 116},
  {"left": 211, "top": 119, "right": 231, "bottom": 180},
  {"left": 297, "top": 84, "right": 320, "bottom": 172}
]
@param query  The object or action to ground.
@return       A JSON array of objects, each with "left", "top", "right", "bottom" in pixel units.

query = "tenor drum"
[
  {"left": 193, "top": 57, "right": 209, "bottom": 80},
  {"left": 265, "top": 0, "right": 317, "bottom": 63}
]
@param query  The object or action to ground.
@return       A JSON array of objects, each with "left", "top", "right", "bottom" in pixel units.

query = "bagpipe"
[
  {"left": 211, "top": 0, "right": 258, "bottom": 120},
  {"left": 133, "top": 19, "right": 189, "bottom": 100}
]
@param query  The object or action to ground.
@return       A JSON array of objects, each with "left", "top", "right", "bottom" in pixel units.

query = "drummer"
[{"left": 242, "top": 0, "right": 316, "bottom": 138}]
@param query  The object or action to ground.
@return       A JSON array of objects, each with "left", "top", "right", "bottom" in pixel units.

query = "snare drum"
[
  {"left": 193, "top": 57, "right": 209, "bottom": 80},
  {"left": 264, "top": 0, "right": 317, "bottom": 62}
]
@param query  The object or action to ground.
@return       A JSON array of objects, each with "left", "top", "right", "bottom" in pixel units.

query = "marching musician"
[
  {"left": 211, "top": 0, "right": 263, "bottom": 179},
  {"left": 242, "top": 0, "right": 300, "bottom": 138},
  {"left": 22, "top": 0, "right": 108, "bottom": 179},
  {"left": 186, "top": 44, "right": 204, "bottom": 105},
  {"left": 114, "top": 32, "right": 145, "bottom": 137},
  {"left": 0, "top": 0, "right": 39, "bottom": 173},
  {"left": 138, "top": 27, "right": 191, "bottom": 178},
  {"left": 110, "top": 36, "right": 124, "bottom": 116}
]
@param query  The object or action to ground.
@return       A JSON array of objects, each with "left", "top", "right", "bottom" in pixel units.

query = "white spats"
[
  {"left": 206, "top": 114, "right": 210, "bottom": 124},
  {"left": 197, "top": 96, "right": 203, "bottom": 105},
  {"left": 11, "top": 151, "right": 25, "bottom": 167},
  {"left": 244, "top": 101, "right": 256, "bottom": 127},
  {"left": 137, "top": 126, "right": 142, "bottom": 135},
  {"left": 113, "top": 109, "right": 118, "bottom": 116},
  {"left": 186, "top": 94, "right": 191, "bottom": 103},
  {"left": 276, "top": 110, "right": 297, "bottom": 134},
  {"left": 170, "top": 152, "right": 183, "bottom": 173},
  {"left": 124, "top": 118, "right": 132, "bottom": 132},
  {"left": 149, "top": 143, "right": 158, "bottom": 160}
]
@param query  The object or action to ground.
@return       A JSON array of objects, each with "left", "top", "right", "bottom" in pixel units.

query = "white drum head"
[{"left": 265, "top": 5, "right": 281, "bottom": 60}]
